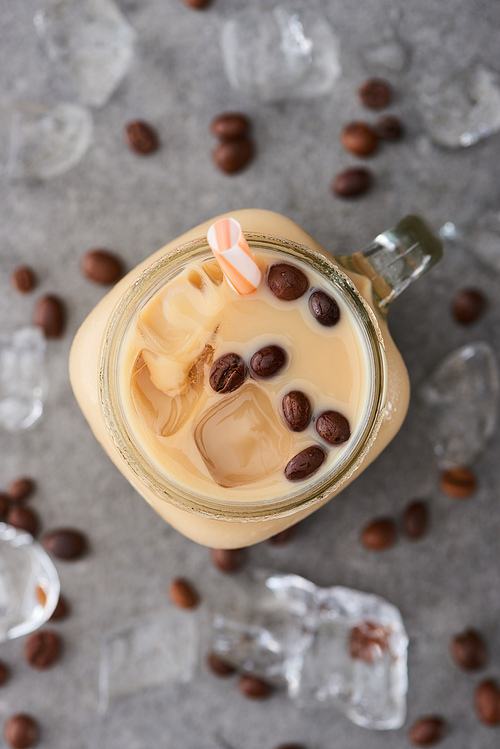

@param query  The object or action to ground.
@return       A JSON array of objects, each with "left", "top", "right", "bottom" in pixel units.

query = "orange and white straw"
[{"left": 207, "top": 217, "right": 262, "bottom": 295}]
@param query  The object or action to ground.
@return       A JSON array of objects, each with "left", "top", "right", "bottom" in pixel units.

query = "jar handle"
[{"left": 334, "top": 215, "right": 444, "bottom": 318}]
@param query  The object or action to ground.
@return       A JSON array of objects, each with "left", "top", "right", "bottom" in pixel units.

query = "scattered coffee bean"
[
  {"left": 475, "top": 679, "right": 500, "bottom": 725},
  {"left": 213, "top": 139, "right": 254, "bottom": 174},
  {"left": 440, "top": 466, "right": 476, "bottom": 499},
  {"left": 409, "top": 716, "right": 446, "bottom": 746},
  {"left": 266, "top": 524, "right": 298, "bottom": 546},
  {"left": 358, "top": 78, "right": 392, "bottom": 110},
  {"left": 6, "top": 506, "right": 39, "bottom": 537},
  {"left": 282, "top": 391, "right": 311, "bottom": 432},
  {"left": 210, "top": 548, "right": 246, "bottom": 573},
  {"left": 284, "top": 446, "right": 326, "bottom": 482},
  {"left": 42, "top": 528, "right": 87, "bottom": 560},
  {"left": 12, "top": 266, "right": 36, "bottom": 294},
  {"left": 308, "top": 290, "right": 340, "bottom": 326},
  {"left": 182, "top": 0, "right": 211, "bottom": 8},
  {"left": 450, "top": 629, "right": 487, "bottom": 670},
  {"left": 375, "top": 114, "right": 405, "bottom": 141},
  {"left": 24, "top": 629, "right": 61, "bottom": 669},
  {"left": 211, "top": 112, "right": 250, "bottom": 141},
  {"left": 340, "top": 121, "right": 378, "bottom": 157},
  {"left": 402, "top": 500, "right": 428, "bottom": 540},
  {"left": 250, "top": 345, "right": 287, "bottom": 379},
  {"left": 332, "top": 167, "right": 372, "bottom": 198},
  {"left": 4, "top": 714, "right": 39, "bottom": 749},
  {"left": 238, "top": 674, "right": 273, "bottom": 699},
  {"left": 209, "top": 353, "right": 246, "bottom": 393},
  {"left": 0, "top": 494, "right": 10, "bottom": 519},
  {"left": 124, "top": 120, "right": 159, "bottom": 155},
  {"left": 0, "top": 661, "right": 10, "bottom": 687},
  {"left": 361, "top": 518, "right": 397, "bottom": 551},
  {"left": 81, "top": 249, "right": 123, "bottom": 285},
  {"left": 267, "top": 263, "right": 308, "bottom": 301},
  {"left": 7, "top": 477, "right": 35, "bottom": 503},
  {"left": 452, "top": 288, "right": 486, "bottom": 324},
  {"left": 33, "top": 294, "right": 65, "bottom": 338},
  {"left": 168, "top": 578, "right": 199, "bottom": 610},
  {"left": 49, "top": 594, "right": 69, "bottom": 621},
  {"left": 206, "top": 651, "right": 236, "bottom": 677},
  {"left": 316, "top": 411, "right": 350, "bottom": 445},
  {"left": 349, "top": 621, "right": 389, "bottom": 663}
]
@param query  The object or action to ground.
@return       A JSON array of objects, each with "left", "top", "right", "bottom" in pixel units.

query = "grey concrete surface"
[{"left": 1, "top": 1, "right": 500, "bottom": 747}]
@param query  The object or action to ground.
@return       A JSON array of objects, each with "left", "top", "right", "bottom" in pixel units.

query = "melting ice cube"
[{"left": 0, "top": 328, "right": 47, "bottom": 432}]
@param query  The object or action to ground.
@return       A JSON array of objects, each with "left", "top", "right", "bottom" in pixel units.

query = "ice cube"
[
  {"left": 34, "top": 0, "right": 136, "bottom": 108},
  {"left": 220, "top": 6, "right": 341, "bottom": 102},
  {"left": 468, "top": 211, "right": 500, "bottom": 274},
  {"left": 419, "top": 342, "right": 499, "bottom": 468},
  {"left": 0, "top": 328, "right": 47, "bottom": 432},
  {"left": 418, "top": 63, "right": 500, "bottom": 148},
  {"left": 362, "top": 35, "right": 410, "bottom": 74}
]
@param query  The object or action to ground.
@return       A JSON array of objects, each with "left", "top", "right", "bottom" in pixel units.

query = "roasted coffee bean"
[
  {"left": 361, "top": 518, "right": 397, "bottom": 551},
  {"left": 308, "top": 290, "right": 340, "bottom": 326},
  {"left": 375, "top": 114, "right": 405, "bottom": 141},
  {"left": 24, "top": 629, "right": 61, "bottom": 669},
  {"left": 0, "top": 661, "right": 10, "bottom": 687},
  {"left": 206, "top": 651, "right": 236, "bottom": 677},
  {"left": 349, "top": 621, "right": 389, "bottom": 663},
  {"left": 211, "top": 112, "right": 250, "bottom": 141},
  {"left": 81, "top": 249, "right": 123, "bottom": 285},
  {"left": 238, "top": 674, "right": 273, "bottom": 699},
  {"left": 7, "top": 477, "right": 35, "bottom": 503},
  {"left": 12, "top": 266, "right": 36, "bottom": 294},
  {"left": 213, "top": 139, "right": 254, "bottom": 174},
  {"left": 332, "top": 167, "right": 372, "bottom": 198},
  {"left": 358, "top": 78, "right": 392, "bottom": 110},
  {"left": 0, "top": 494, "right": 10, "bottom": 519},
  {"left": 452, "top": 288, "right": 486, "bottom": 324},
  {"left": 267, "top": 263, "right": 308, "bottom": 301},
  {"left": 124, "top": 120, "right": 159, "bottom": 155},
  {"left": 250, "top": 345, "right": 287, "bottom": 379},
  {"left": 6, "top": 507, "right": 39, "bottom": 537},
  {"left": 42, "top": 528, "right": 87, "bottom": 560},
  {"left": 284, "top": 446, "right": 326, "bottom": 482},
  {"left": 440, "top": 466, "right": 476, "bottom": 499},
  {"left": 210, "top": 548, "right": 246, "bottom": 573},
  {"left": 475, "top": 679, "right": 500, "bottom": 725},
  {"left": 282, "top": 391, "right": 311, "bottom": 432},
  {"left": 266, "top": 524, "right": 298, "bottom": 546},
  {"left": 402, "top": 500, "right": 428, "bottom": 540},
  {"left": 50, "top": 594, "right": 69, "bottom": 621},
  {"left": 316, "top": 411, "right": 350, "bottom": 445},
  {"left": 341, "top": 121, "right": 378, "bottom": 156},
  {"left": 168, "top": 578, "right": 199, "bottom": 609},
  {"left": 409, "top": 716, "right": 446, "bottom": 746},
  {"left": 4, "top": 714, "right": 39, "bottom": 749},
  {"left": 209, "top": 353, "right": 246, "bottom": 393},
  {"left": 450, "top": 629, "right": 487, "bottom": 670},
  {"left": 33, "top": 294, "right": 65, "bottom": 338},
  {"left": 182, "top": 0, "right": 211, "bottom": 8}
]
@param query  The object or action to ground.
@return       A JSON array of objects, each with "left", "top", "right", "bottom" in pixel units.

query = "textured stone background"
[{"left": 1, "top": 1, "right": 500, "bottom": 747}]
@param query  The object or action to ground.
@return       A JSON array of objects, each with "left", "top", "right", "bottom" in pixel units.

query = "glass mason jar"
[{"left": 70, "top": 210, "right": 443, "bottom": 548}]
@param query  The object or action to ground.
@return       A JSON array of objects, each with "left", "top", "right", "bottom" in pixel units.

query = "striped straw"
[{"left": 207, "top": 217, "right": 262, "bottom": 295}]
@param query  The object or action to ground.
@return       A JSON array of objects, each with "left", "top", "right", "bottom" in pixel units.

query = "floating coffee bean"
[
  {"left": 24, "top": 629, "right": 61, "bottom": 669},
  {"left": 211, "top": 112, "right": 250, "bottom": 141},
  {"left": 238, "top": 674, "right": 273, "bottom": 699},
  {"left": 81, "top": 249, "right": 123, "bottom": 285},
  {"left": 7, "top": 477, "right": 35, "bottom": 503},
  {"left": 6, "top": 507, "right": 39, "bottom": 537},
  {"left": 309, "top": 290, "right": 340, "bottom": 326},
  {"left": 250, "top": 345, "right": 287, "bottom": 379},
  {"left": 475, "top": 679, "right": 500, "bottom": 725},
  {"left": 375, "top": 114, "right": 405, "bottom": 141},
  {"left": 452, "top": 288, "right": 486, "bottom": 324},
  {"left": 0, "top": 662, "right": 10, "bottom": 687},
  {"left": 361, "top": 518, "right": 397, "bottom": 551},
  {"left": 316, "top": 411, "right": 350, "bottom": 445},
  {"left": 4, "top": 714, "right": 39, "bottom": 749},
  {"left": 349, "top": 621, "right": 389, "bottom": 663},
  {"left": 210, "top": 548, "right": 246, "bottom": 573},
  {"left": 33, "top": 294, "right": 65, "bottom": 338},
  {"left": 42, "top": 528, "right": 87, "bottom": 560},
  {"left": 182, "top": 0, "right": 211, "bottom": 8},
  {"left": 168, "top": 578, "right": 199, "bottom": 610},
  {"left": 209, "top": 353, "right": 246, "bottom": 393},
  {"left": 206, "top": 652, "right": 236, "bottom": 677},
  {"left": 282, "top": 391, "right": 311, "bottom": 432},
  {"left": 285, "top": 446, "right": 326, "bottom": 482},
  {"left": 266, "top": 524, "right": 298, "bottom": 546},
  {"left": 358, "top": 78, "right": 392, "bottom": 110},
  {"left": 213, "top": 139, "right": 254, "bottom": 174},
  {"left": 268, "top": 263, "right": 308, "bottom": 301},
  {"left": 124, "top": 120, "right": 159, "bottom": 155},
  {"left": 450, "top": 629, "right": 487, "bottom": 670},
  {"left": 402, "top": 500, "right": 428, "bottom": 540},
  {"left": 440, "top": 466, "right": 476, "bottom": 499},
  {"left": 340, "top": 121, "right": 378, "bottom": 157},
  {"left": 11, "top": 266, "right": 36, "bottom": 294},
  {"left": 332, "top": 167, "right": 372, "bottom": 198},
  {"left": 50, "top": 594, "right": 69, "bottom": 621},
  {"left": 409, "top": 716, "right": 446, "bottom": 746}
]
